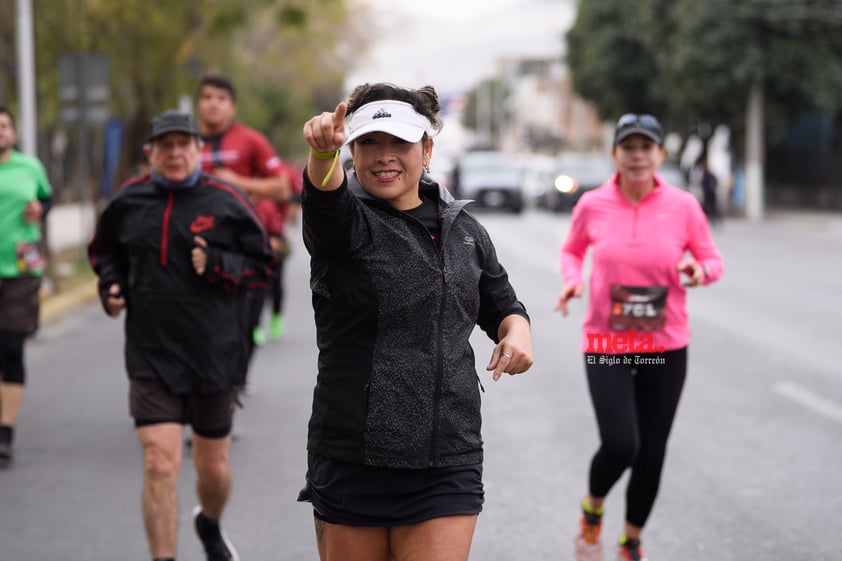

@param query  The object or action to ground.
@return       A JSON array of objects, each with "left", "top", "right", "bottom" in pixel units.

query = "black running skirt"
[{"left": 297, "top": 453, "right": 484, "bottom": 526}]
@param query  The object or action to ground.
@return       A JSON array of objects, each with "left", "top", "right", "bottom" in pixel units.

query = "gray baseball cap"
[{"left": 147, "top": 110, "right": 200, "bottom": 142}]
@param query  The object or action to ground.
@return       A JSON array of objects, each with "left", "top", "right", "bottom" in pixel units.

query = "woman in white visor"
[{"left": 298, "top": 82, "right": 534, "bottom": 561}]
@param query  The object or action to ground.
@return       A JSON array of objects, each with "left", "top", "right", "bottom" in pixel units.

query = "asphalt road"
[{"left": 2, "top": 207, "right": 840, "bottom": 560}]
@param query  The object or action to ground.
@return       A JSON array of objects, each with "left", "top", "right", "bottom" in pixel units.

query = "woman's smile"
[{"left": 372, "top": 170, "right": 401, "bottom": 182}]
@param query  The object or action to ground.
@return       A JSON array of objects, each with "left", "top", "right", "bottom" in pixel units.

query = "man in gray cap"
[{"left": 88, "top": 109, "right": 273, "bottom": 561}]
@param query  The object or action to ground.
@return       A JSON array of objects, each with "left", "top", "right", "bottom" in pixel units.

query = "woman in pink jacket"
[{"left": 556, "top": 114, "right": 723, "bottom": 561}]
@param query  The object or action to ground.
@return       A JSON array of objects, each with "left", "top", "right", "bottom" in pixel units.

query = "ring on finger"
[{"left": 502, "top": 353, "right": 512, "bottom": 359}]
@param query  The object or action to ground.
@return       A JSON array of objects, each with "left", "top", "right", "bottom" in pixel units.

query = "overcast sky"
[{"left": 345, "top": 0, "right": 577, "bottom": 98}]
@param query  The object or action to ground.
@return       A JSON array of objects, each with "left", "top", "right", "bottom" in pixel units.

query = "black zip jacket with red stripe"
[{"left": 88, "top": 173, "right": 274, "bottom": 394}]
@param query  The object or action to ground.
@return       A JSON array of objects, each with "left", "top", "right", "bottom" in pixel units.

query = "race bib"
[
  {"left": 609, "top": 285, "right": 667, "bottom": 331},
  {"left": 16, "top": 242, "right": 46, "bottom": 273}
]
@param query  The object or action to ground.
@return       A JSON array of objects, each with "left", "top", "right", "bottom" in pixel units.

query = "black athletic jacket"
[
  {"left": 302, "top": 172, "right": 529, "bottom": 468},
  {"left": 88, "top": 173, "right": 273, "bottom": 394}
]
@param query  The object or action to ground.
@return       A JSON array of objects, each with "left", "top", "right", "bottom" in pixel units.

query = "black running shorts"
[
  {"left": 0, "top": 276, "right": 42, "bottom": 335},
  {"left": 129, "top": 377, "right": 238, "bottom": 438},
  {"left": 298, "top": 453, "right": 484, "bottom": 526}
]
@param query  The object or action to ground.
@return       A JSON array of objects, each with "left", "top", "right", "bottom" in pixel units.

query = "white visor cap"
[{"left": 345, "top": 100, "right": 433, "bottom": 145}]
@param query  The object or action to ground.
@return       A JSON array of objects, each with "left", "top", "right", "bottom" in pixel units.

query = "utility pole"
[
  {"left": 745, "top": 81, "right": 764, "bottom": 221},
  {"left": 739, "top": 4, "right": 842, "bottom": 221},
  {"left": 477, "top": 80, "right": 493, "bottom": 148},
  {"left": 15, "top": 0, "right": 37, "bottom": 156}
]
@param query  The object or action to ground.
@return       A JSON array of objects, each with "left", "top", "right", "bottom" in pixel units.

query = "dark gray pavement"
[{"left": 3, "top": 204, "right": 841, "bottom": 560}]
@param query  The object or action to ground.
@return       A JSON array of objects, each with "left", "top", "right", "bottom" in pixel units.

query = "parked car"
[
  {"left": 452, "top": 151, "right": 524, "bottom": 213},
  {"left": 519, "top": 153, "right": 561, "bottom": 209},
  {"left": 540, "top": 153, "right": 615, "bottom": 212}
]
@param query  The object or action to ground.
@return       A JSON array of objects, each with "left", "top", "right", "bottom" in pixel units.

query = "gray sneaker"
[{"left": 193, "top": 505, "right": 240, "bottom": 561}]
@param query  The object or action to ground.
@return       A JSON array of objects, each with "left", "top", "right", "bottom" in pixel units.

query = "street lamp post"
[{"left": 15, "top": 0, "right": 37, "bottom": 156}]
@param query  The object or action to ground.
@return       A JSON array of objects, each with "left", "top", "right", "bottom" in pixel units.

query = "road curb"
[{"left": 41, "top": 280, "right": 99, "bottom": 324}]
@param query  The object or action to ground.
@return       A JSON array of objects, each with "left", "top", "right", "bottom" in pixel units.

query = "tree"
[
  {"left": 565, "top": 0, "right": 842, "bottom": 152},
  {"left": 0, "top": 2, "right": 16, "bottom": 107},
  {"left": 565, "top": 0, "right": 666, "bottom": 122},
  {"left": 218, "top": 0, "right": 366, "bottom": 161},
  {"left": 2, "top": 0, "right": 363, "bottom": 198},
  {"left": 657, "top": 0, "right": 842, "bottom": 144},
  {"left": 461, "top": 77, "right": 510, "bottom": 149}
]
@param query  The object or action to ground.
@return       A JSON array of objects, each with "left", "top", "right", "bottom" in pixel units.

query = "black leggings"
[
  {"left": 584, "top": 347, "right": 687, "bottom": 528},
  {"left": 267, "top": 257, "right": 285, "bottom": 315},
  {"left": 0, "top": 331, "right": 27, "bottom": 385}
]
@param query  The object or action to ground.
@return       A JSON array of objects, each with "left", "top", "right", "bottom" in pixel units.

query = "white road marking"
[{"left": 774, "top": 381, "right": 842, "bottom": 425}]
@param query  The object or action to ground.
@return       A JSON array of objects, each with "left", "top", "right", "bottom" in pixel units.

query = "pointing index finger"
[
  {"left": 334, "top": 102, "right": 348, "bottom": 127},
  {"left": 333, "top": 102, "right": 348, "bottom": 138}
]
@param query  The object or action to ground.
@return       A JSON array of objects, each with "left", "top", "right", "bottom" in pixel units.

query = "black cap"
[
  {"left": 147, "top": 110, "right": 200, "bottom": 142},
  {"left": 613, "top": 113, "right": 663, "bottom": 146}
]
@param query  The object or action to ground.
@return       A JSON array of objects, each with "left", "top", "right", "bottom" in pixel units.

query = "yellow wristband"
[
  {"left": 310, "top": 147, "right": 339, "bottom": 160},
  {"left": 320, "top": 151, "right": 340, "bottom": 188}
]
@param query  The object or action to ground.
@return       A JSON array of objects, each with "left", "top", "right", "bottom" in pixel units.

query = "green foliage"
[
  {"left": 0, "top": 2, "right": 17, "bottom": 108},
  {"left": 3, "top": 0, "right": 357, "bottom": 192},
  {"left": 565, "top": 0, "right": 842, "bottom": 150},
  {"left": 278, "top": 5, "right": 309, "bottom": 27},
  {"left": 565, "top": 0, "right": 666, "bottom": 121},
  {"left": 207, "top": 4, "right": 251, "bottom": 34},
  {"left": 218, "top": 0, "right": 355, "bottom": 159},
  {"left": 655, "top": 0, "right": 755, "bottom": 135}
]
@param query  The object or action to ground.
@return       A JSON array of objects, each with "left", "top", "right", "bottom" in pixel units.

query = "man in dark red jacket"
[
  {"left": 195, "top": 74, "right": 294, "bottom": 352},
  {"left": 88, "top": 110, "right": 273, "bottom": 561},
  {"left": 196, "top": 75, "right": 289, "bottom": 200}
]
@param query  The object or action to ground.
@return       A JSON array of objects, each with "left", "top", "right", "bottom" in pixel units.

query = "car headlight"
[{"left": 554, "top": 175, "right": 577, "bottom": 193}]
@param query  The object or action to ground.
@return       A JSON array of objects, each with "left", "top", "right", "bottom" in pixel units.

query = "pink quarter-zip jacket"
[{"left": 560, "top": 172, "right": 723, "bottom": 353}]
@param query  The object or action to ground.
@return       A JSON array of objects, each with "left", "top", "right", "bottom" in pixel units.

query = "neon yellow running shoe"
[
  {"left": 616, "top": 536, "right": 648, "bottom": 561},
  {"left": 269, "top": 313, "right": 284, "bottom": 340},
  {"left": 575, "top": 499, "right": 604, "bottom": 561}
]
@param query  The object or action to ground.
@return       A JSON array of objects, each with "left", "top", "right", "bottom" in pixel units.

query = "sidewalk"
[
  {"left": 41, "top": 202, "right": 99, "bottom": 324},
  {"left": 761, "top": 208, "right": 842, "bottom": 235},
  {"left": 46, "top": 202, "right": 97, "bottom": 254}
]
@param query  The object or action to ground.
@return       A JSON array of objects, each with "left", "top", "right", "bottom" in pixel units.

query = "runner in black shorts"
[
  {"left": 130, "top": 378, "right": 239, "bottom": 438},
  {"left": 0, "top": 106, "right": 53, "bottom": 467},
  {"left": 299, "top": 83, "right": 534, "bottom": 561},
  {"left": 88, "top": 110, "right": 273, "bottom": 561}
]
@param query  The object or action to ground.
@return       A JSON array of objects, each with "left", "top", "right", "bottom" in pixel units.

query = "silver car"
[{"left": 452, "top": 151, "right": 524, "bottom": 213}]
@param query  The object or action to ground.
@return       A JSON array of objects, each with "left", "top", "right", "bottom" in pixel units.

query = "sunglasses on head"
[{"left": 616, "top": 113, "right": 662, "bottom": 133}]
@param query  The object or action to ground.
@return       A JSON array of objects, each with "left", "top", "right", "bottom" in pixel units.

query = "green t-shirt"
[{"left": 0, "top": 150, "right": 53, "bottom": 277}]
